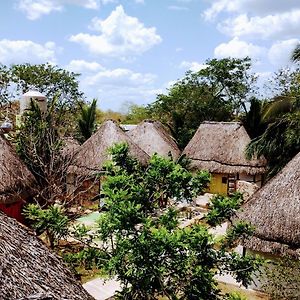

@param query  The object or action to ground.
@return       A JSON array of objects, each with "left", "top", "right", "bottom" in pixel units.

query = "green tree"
[
  {"left": 0, "top": 64, "right": 12, "bottom": 105},
  {"left": 23, "top": 203, "right": 69, "bottom": 249},
  {"left": 10, "top": 63, "right": 84, "bottom": 107},
  {"left": 147, "top": 57, "right": 256, "bottom": 148},
  {"left": 93, "top": 144, "right": 261, "bottom": 299},
  {"left": 77, "top": 98, "right": 98, "bottom": 143},
  {"left": 291, "top": 43, "right": 300, "bottom": 63}
]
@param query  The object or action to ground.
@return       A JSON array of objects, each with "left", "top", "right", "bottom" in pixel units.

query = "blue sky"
[{"left": 1, "top": 0, "right": 299, "bottom": 111}]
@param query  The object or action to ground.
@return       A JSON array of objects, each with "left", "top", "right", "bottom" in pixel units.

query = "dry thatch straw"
[
  {"left": 182, "top": 122, "right": 266, "bottom": 174},
  {"left": 0, "top": 134, "right": 35, "bottom": 204},
  {"left": 127, "top": 120, "right": 181, "bottom": 159},
  {"left": 0, "top": 212, "right": 94, "bottom": 300},
  {"left": 237, "top": 151, "right": 300, "bottom": 255},
  {"left": 61, "top": 136, "right": 80, "bottom": 157},
  {"left": 69, "top": 120, "right": 150, "bottom": 176}
]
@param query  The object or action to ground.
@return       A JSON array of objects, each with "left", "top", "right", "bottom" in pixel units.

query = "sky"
[{"left": 0, "top": 0, "right": 299, "bottom": 111}]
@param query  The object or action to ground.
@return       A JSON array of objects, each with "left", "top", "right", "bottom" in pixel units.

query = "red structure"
[{"left": 0, "top": 201, "right": 25, "bottom": 223}]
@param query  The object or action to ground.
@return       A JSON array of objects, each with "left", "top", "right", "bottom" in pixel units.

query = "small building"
[
  {"left": 237, "top": 151, "right": 300, "bottom": 257},
  {"left": 182, "top": 122, "right": 266, "bottom": 195},
  {"left": 0, "top": 134, "right": 35, "bottom": 222},
  {"left": 126, "top": 120, "right": 181, "bottom": 159},
  {"left": 0, "top": 212, "right": 94, "bottom": 299},
  {"left": 20, "top": 90, "right": 47, "bottom": 115},
  {"left": 67, "top": 120, "right": 150, "bottom": 201}
]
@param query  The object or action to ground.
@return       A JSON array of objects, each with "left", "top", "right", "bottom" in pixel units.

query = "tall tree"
[
  {"left": 94, "top": 144, "right": 261, "bottom": 299},
  {"left": 15, "top": 98, "right": 77, "bottom": 206},
  {"left": 147, "top": 57, "right": 256, "bottom": 148},
  {"left": 10, "top": 63, "right": 84, "bottom": 108}
]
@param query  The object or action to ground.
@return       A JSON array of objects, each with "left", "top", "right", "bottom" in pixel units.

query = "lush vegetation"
[{"left": 24, "top": 144, "right": 261, "bottom": 299}]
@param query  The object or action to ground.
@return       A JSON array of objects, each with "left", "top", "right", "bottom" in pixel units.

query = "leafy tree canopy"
[
  {"left": 147, "top": 57, "right": 256, "bottom": 148},
  {"left": 95, "top": 143, "right": 261, "bottom": 299}
]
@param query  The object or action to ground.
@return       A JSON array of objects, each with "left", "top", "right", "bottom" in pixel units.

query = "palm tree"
[
  {"left": 246, "top": 95, "right": 300, "bottom": 177},
  {"left": 77, "top": 98, "right": 97, "bottom": 143},
  {"left": 291, "top": 44, "right": 300, "bottom": 62}
]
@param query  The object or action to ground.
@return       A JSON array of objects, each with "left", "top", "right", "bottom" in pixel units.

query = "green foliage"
[
  {"left": 224, "top": 291, "right": 247, "bottom": 300},
  {"left": 122, "top": 102, "right": 151, "bottom": 124},
  {"left": 147, "top": 57, "right": 256, "bottom": 148},
  {"left": 246, "top": 111, "right": 300, "bottom": 177},
  {"left": 0, "top": 64, "right": 12, "bottom": 105},
  {"left": 63, "top": 247, "right": 109, "bottom": 271},
  {"left": 262, "top": 256, "right": 300, "bottom": 299},
  {"left": 205, "top": 193, "right": 244, "bottom": 227},
  {"left": 240, "top": 97, "right": 269, "bottom": 139},
  {"left": 10, "top": 63, "right": 83, "bottom": 107},
  {"left": 93, "top": 144, "right": 261, "bottom": 299},
  {"left": 23, "top": 203, "right": 69, "bottom": 248},
  {"left": 77, "top": 98, "right": 97, "bottom": 143}
]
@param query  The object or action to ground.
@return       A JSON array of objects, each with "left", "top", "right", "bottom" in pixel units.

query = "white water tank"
[{"left": 20, "top": 90, "right": 47, "bottom": 115}]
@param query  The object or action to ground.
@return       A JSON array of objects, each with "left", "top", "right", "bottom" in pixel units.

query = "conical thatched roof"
[
  {"left": 0, "top": 134, "right": 35, "bottom": 204},
  {"left": 0, "top": 212, "right": 94, "bottom": 300},
  {"left": 70, "top": 120, "right": 150, "bottom": 176},
  {"left": 182, "top": 122, "right": 266, "bottom": 174},
  {"left": 127, "top": 120, "right": 181, "bottom": 159},
  {"left": 237, "top": 152, "right": 300, "bottom": 253},
  {"left": 61, "top": 136, "right": 80, "bottom": 157}
]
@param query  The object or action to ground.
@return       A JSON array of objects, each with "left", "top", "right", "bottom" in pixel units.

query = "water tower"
[{"left": 20, "top": 90, "right": 47, "bottom": 115}]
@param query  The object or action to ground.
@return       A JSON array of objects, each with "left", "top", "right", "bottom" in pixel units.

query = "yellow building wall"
[{"left": 208, "top": 173, "right": 228, "bottom": 195}]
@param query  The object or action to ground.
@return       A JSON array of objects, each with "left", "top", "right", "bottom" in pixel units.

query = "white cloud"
[
  {"left": 17, "top": 0, "right": 100, "bottom": 20},
  {"left": 203, "top": 0, "right": 300, "bottom": 21},
  {"left": 168, "top": 6, "right": 189, "bottom": 11},
  {"left": 66, "top": 60, "right": 105, "bottom": 72},
  {"left": 83, "top": 68, "right": 156, "bottom": 87},
  {"left": 268, "top": 39, "right": 299, "bottom": 66},
  {"left": 219, "top": 10, "right": 300, "bottom": 40},
  {"left": 214, "top": 37, "right": 266, "bottom": 59},
  {"left": 0, "top": 39, "right": 57, "bottom": 64},
  {"left": 77, "top": 66, "right": 157, "bottom": 110},
  {"left": 69, "top": 5, "right": 162, "bottom": 57},
  {"left": 180, "top": 61, "right": 207, "bottom": 72}
]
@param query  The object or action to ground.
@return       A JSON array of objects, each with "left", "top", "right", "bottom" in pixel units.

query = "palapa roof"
[
  {"left": 0, "top": 212, "right": 94, "bottom": 300},
  {"left": 0, "top": 134, "right": 35, "bottom": 204},
  {"left": 182, "top": 122, "right": 266, "bottom": 174},
  {"left": 70, "top": 120, "right": 150, "bottom": 176},
  {"left": 127, "top": 120, "right": 181, "bottom": 159},
  {"left": 61, "top": 136, "right": 80, "bottom": 157},
  {"left": 237, "top": 152, "right": 300, "bottom": 255}
]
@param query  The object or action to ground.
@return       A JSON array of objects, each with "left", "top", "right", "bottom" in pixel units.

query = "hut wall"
[
  {"left": 239, "top": 173, "right": 263, "bottom": 188},
  {"left": 0, "top": 201, "right": 24, "bottom": 223},
  {"left": 67, "top": 175, "right": 101, "bottom": 207},
  {"left": 208, "top": 172, "right": 260, "bottom": 195},
  {"left": 208, "top": 173, "right": 229, "bottom": 195}
]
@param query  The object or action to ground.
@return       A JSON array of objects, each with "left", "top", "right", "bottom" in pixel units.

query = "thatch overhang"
[
  {"left": 0, "top": 212, "right": 94, "bottom": 300},
  {"left": 237, "top": 152, "right": 300, "bottom": 253},
  {"left": 182, "top": 122, "right": 266, "bottom": 175},
  {"left": 69, "top": 120, "right": 150, "bottom": 177},
  {"left": 0, "top": 134, "right": 36, "bottom": 204},
  {"left": 127, "top": 120, "right": 181, "bottom": 159}
]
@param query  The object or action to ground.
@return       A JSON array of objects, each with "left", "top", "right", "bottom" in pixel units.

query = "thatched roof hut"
[
  {"left": 61, "top": 136, "right": 80, "bottom": 157},
  {"left": 237, "top": 152, "right": 300, "bottom": 255},
  {"left": 0, "top": 212, "right": 94, "bottom": 299},
  {"left": 182, "top": 122, "right": 266, "bottom": 174},
  {"left": 0, "top": 134, "right": 35, "bottom": 204},
  {"left": 127, "top": 120, "right": 181, "bottom": 159},
  {"left": 70, "top": 120, "right": 150, "bottom": 176}
]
